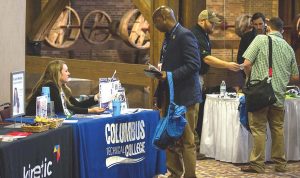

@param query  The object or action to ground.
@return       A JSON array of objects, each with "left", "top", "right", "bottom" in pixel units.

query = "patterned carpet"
[
  {"left": 195, "top": 158, "right": 300, "bottom": 178},
  {"left": 158, "top": 159, "right": 300, "bottom": 178}
]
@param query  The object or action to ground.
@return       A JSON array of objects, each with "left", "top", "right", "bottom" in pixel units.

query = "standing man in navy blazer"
[{"left": 152, "top": 6, "right": 202, "bottom": 178}]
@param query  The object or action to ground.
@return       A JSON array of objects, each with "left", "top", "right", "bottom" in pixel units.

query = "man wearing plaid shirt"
[{"left": 241, "top": 17, "right": 299, "bottom": 173}]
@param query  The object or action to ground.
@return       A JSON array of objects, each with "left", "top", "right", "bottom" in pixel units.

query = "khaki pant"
[
  {"left": 248, "top": 105, "right": 287, "bottom": 172},
  {"left": 194, "top": 75, "right": 204, "bottom": 152},
  {"left": 167, "top": 103, "right": 199, "bottom": 178}
]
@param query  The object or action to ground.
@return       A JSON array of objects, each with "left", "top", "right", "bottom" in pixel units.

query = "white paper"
[
  {"left": 36, "top": 95, "right": 48, "bottom": 117},
  {"left": 72, "top": 114, "right": 112, "bottom": 119},
  {"left": 11, "top": 71, "right": 25, "bottom": 117},
  {"left": 63, "top": 120, "right": 78, "bottom": 124}
]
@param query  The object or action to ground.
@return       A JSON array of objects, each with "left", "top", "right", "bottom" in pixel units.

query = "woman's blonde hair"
[{"left": 27, "top": 60, "right": 72, "bottom": 103}]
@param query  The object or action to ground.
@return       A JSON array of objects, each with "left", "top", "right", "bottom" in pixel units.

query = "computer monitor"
[{"left": 10, "top": 71, "right": 25, "bottom": 118}]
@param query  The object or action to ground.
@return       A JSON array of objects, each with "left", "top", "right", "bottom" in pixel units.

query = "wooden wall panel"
[{"left": 25, "top": 56, "right": 151, "bottom": 87}]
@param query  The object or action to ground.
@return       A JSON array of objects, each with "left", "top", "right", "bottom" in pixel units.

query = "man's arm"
[
  {"left": 172, "top": 31, "right": 201, "bottom": 81},
  {"left": 289, "top": 52, "right": 299, "bottom": 84},
  {"left": 203, "top": 55, "right": 240, "bottom": 71},
  {"left": 242, "top": 59, "right": 252, "bottom": 77}
]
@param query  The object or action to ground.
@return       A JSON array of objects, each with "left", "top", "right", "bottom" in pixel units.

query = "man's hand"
[
  {"left": 227, "top": 62, "right": 241, "bottom": 71},
  {"left": 158, "top": 71, "right": 167, "bottom": 81}
]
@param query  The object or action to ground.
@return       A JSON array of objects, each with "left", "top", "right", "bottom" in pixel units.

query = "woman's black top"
[{"left": 26, "top": 82, "right": 97, "bottom": 116}]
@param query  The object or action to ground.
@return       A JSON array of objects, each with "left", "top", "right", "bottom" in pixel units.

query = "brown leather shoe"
[
  {"left": 275, "top": 166, "right": 287, "bottom": 172},
  {"left": 241, "top": 166, "right": 263, "bottom": 173},
  {"left": 197, "top": 153, "right": 206, "bottom": 160}
]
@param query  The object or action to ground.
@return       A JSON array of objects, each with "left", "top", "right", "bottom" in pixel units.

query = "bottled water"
[{"left": 220, "top": 80, "right": 226, "bottom": 97}]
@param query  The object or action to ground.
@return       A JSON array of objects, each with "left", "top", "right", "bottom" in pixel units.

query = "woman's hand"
[{"left": 88, "top": 107, "right": 105, "bottom": 113}]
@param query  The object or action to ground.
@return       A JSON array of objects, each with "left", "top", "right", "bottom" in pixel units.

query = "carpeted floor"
[
  {"left": 196, "top": 158, "right": 300, "bottom": 178},
  {"left": 158, "top": 159, "right": 300, "bottom": 178}
]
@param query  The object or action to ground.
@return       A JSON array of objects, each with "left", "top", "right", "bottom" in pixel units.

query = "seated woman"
[{"left": 26, "top": 60, "right": 104, "bottom": 116}]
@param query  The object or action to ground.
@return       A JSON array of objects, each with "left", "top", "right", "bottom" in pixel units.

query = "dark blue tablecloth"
[
  {"left": 70, "top": 110, "right": 166, "bottom": 178},
  {"left": 5, "top": 117, "right": 35, "bottom": 124},
  {"left": 0, "top": 125, "right": 75, "bottom": 178}
]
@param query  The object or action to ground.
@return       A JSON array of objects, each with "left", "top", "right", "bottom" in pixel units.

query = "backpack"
[
  {"left": 152, "top": 72, "right": 187, "bottom": 150},
  {"left": 239, "top": 95, "right": 251, "bottom": 133}
]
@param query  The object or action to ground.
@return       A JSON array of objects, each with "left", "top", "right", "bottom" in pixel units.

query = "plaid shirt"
[{"left": 243, "top": 31, "right": 299, "bottom": 107}]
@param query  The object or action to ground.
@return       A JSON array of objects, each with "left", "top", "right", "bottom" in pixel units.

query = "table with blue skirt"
[
  {"left": 6, "top": 110, "right": 167, "bottom": 178},
  {"left": 68, "top": 110, "right": 166, "bottom": 178}
]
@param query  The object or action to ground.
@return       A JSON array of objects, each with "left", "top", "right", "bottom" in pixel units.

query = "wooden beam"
[
  {"left": 181, "top": 0, "right": 203, "bottom": 28},
  {"left": 26, "top": 0, "right": 41, "bottom": 35},
  {"left": 26, "top": 56, "right": 152, "bottom": 87},
  {"left": 27, "top": 0, "right": 68, "bottom": 41},
  {"left": 131, "top": 0, "right": 151, "bottom": 23},
  {"left": 279, "top": 0, "right": 293, "bottom": 24}
]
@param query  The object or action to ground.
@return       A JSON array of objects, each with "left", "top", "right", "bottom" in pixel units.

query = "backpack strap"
[
  {"left": 167, "top": 72, "right": 174, "bottom": 103},
  {"left": 246, "top": 35, "right": 273, "bottom": 86},
  {"left": 267, "top": 35, "right": 273, "bottom": 77}
]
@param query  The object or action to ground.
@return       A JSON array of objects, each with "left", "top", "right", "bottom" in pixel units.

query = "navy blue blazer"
[{"left": 159, "top": 24, "right": 202, "bottom": 107}]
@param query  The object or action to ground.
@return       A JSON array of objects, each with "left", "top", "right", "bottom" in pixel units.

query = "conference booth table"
[
  {"left": 0, "top": 125, "right": 76, "bottom": 178},
  {"left": 0, "top": 110, "right": 166, "bottom": 178},
  {"left": 69, "top": 110, "right": 166, "bottom": 178},
  {"left": 200, "top": 94, "right": 300, "bottom": 163}
]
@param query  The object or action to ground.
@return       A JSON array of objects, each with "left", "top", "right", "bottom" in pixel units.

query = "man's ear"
[
  {"left": 202, "top": 19, "right": 207, "bottom": 23},
  {"left": 266, "top": 26, "right": 271, "bottom": 33}
]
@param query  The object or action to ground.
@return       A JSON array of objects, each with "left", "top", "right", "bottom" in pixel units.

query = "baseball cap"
[{"left": 198, "top": 10, "right": 221, "bottom": 24}]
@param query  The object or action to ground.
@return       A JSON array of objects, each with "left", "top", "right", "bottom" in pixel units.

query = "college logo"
[
  {"left": 105, "top": 120, "right": 146, "bottom": 168},
  {"left": 53, "top": 145, "right": 61, "bottom": 162}
]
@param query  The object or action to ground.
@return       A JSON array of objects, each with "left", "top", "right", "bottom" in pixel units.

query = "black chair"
[{"left": 0, "top": 103, "right": 11, "bottom": 122}]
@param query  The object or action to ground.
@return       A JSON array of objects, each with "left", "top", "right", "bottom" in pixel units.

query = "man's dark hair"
[
  {"left": 269, "top": 17, "right": 284, "bottom": 32},
  {"left": 251, "top": 12, "right": 266, "bottom": 22}
]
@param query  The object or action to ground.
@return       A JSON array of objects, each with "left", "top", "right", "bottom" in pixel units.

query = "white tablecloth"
[
  {"left": 284, "top": 98, "right": 300, "bottom": 161},
  {"left": 200, "top": 94, "right": 300, "bottom": 163}
]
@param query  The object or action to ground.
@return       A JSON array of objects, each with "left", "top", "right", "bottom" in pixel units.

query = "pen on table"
[
  {"left": 132, "top": 109, "right": 139, "bottom": 113},
  {"left": 111, "top": 70, "right": 116, "bottom": 81}
]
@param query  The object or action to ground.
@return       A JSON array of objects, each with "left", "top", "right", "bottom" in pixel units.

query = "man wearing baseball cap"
[
  {"left": 191, "top": 9, "right": 240, "bottom": 160},
  {"left": 199, "top": 9, "right": 222, "bottom": 25}
]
